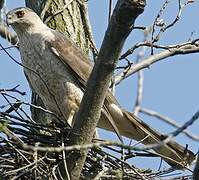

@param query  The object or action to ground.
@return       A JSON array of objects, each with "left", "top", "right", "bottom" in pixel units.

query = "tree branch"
[
  {"left": 140, "top": 107, "right": 199, "bottom": 141},
  {"left": 193, "top": 155, "right": 199, "bottom": 180},
  {"left": 115, "top": 43, "right": 199, "bottom": 84},
  {"left": 0, "top": 0, "right": 4, "bottom": 9},
  {"left": 66, "top": 0, "right": 146, "bottom": 179}
]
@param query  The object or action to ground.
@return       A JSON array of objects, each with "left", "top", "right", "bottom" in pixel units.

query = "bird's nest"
[{"left": 0, "top": 87, "right": 193, "bottom": 179}]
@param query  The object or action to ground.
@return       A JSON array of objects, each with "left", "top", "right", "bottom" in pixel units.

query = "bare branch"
[
  {"left": 115, "top": 43, "right": 199, "bottom": 84},
  {"left": 193, "top": 155, "right": 199, "bottom": 180},
  {"left": 67, "top": 1, "right": 146, "bottom": 178},
  {"left": 133, "top": 29, "right": 149, "bottom": 115},
  {"left": 140, "top": 107, "right": 199, "bottom": 141},
  {"left": 44, "top": 0, "right": 74, "bottom": 24}
]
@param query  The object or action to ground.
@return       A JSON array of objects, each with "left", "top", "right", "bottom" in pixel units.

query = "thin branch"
[
  {"left": 193, "top": 155, "right": 199, "bottom": 180},
  {"left": 40, "top": 0, "right": 52, "bottom": 20},
  {"left": 44, "top": 0, "right": 74, "bottom": 24},
  {"left": 150, "top": 0, "right": 191, "bottom": 54},
  {"left": 61, "top": 141, "right": 70, "bottom": 180},
  {"left": 108, "top": 0, "right": 112, "bottom": 23},
  {"left": 115, "top": 43, "right": 199, "bottom": 85},
  {"left": 120, "top": 39, "right": 199, "bottom": 60},
  {"left": 133, "top": 30, "right": 149, "bottom": 115},
  {"left": 3, "top": 157, "right": 45, "bottom": 176},
  {"left": 0, "top": 85, "right": 26, "bottom": 96},
  {"left": 168, "top": 109, "right": 199, "bottom": 140},
  {"left": 142, "top": 109, "right": 199, "bottom": 155},
  {"left": 77, "top": 0, "right": 98, "bottom": 57},
  {"left": 140, "top": 107, "right": 199, "bottom": 141}
]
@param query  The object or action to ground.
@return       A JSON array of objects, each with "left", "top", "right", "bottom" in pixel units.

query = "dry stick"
[
  {"left": 133, "top": 70, "right": 143, "bottom": 115},
  {"left": 133, "top": 32, "right": 148, "bottom": 115},
  {"left": 130, "top": 33, "right": 148, "bottom": 148},
  {"left": 77, "top": 0, "right": 98, "bottom": 56},
  {"left": 166, "top": 110, "right": 199, "bottom": 141},
  {"left": 108, "top": 0, "right": 112, "bottom": 23},
  {"left": 44, "top": 0, "right": 74, "bottom": 24},
  {"left": 21, "top": 141, "right": 145, "bottom": 153},
  {"left": 120, "top": 39, "right": 199, "bottom": 60},
  {"left": 61, "top": 141, "right": 70, "bottom": 180},
  {"left": 142, "top": 109, "right": 199, "bottom": 157},
  {"left": 4, "top": 157, "right": 45, "bottom": 176},
  {"left": 151, "top": 0, "right": 190, "bottom": 54},
  {"left": 40, "top": 0, "right": 52, "bottom": 20},
  {"left": 140, "top": 108, "right": 199, "bottom": 141},
  {"left": 193, "top": 155, "right": 199, "bottom": 180},
  {"left": 21, "top": 139, "right": 189, "bottom": 170},
  {"left": 65, "top": 1, "right": 146, "bottom": 178},
  {"left": 115, "top": 44, "right": 199, "bottom": 85},
  {"left": 151, "top": 0, "right": 170, "bottom": 54},
  {"left": 0, "top": 121, "right": 192, "bottom": 173}
]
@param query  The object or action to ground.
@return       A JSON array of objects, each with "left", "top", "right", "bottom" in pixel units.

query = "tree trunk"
[{"left": 25, "top": 0, "right": 92, "bottom": 124}]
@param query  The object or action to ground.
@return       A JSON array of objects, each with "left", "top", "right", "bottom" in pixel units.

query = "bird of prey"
[{"left": 6, "top": 7, "right": 195, "bottom": 167}]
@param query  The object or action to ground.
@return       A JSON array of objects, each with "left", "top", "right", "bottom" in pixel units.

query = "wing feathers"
[
  {"left": 47, "top": 30, "right": 123, "bottom": 140},
  {"left": 46, "top": 30, "right": 195, "bottom": 167}
]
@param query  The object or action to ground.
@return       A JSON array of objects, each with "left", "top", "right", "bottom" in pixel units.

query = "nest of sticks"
[{"left": 0, "top": 87, "right": 193, "bottom": 179}]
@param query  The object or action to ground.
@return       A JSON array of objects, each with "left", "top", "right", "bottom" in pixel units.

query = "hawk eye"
[{"left": 16, "top": 11, "right": 25, "bottom": 18}]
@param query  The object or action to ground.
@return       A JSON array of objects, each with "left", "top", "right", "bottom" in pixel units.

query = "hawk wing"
[
  {"left": 44, "top": 30, "right": 195, "bottom": 166},
  {"left": 46, "top": 30, "right": 123, "bottom": 141}
]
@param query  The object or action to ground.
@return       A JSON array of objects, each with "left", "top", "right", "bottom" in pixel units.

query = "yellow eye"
[{"left": 16, "top": 11, "right": 25, "bottom": 18}]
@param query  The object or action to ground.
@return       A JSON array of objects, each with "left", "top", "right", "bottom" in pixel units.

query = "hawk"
[{"left": 6, "top": 7, "right": 195, "bottom": 167}]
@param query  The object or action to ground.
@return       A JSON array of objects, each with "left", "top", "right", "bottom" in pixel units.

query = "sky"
[{"left": 1, "top": 0, "right": 199, "bottom": 172}]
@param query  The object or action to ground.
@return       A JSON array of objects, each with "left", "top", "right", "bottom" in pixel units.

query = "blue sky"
[{"left": 1, "top": 0, "right": 199, "bottom": 171}]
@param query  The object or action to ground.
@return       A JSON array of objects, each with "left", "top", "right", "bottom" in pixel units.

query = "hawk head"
[{"left": 6, "top": 7, "right": 43, "bottom": 33}]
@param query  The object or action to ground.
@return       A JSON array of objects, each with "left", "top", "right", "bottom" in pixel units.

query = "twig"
[
  {"left": 115, "top": 43, "right": 199, "bottom": 85},
  {"left": 120, "top": 39, "right": 199, "bottom": 60},
  {"left": 108, "top": 0, "right": 112, "bottom": 23},
  {"left": 61, "top": 141, "right": 70, "bottom": 180},
  {"left": 140, "top": 107, "right": 199, "bottom": 141},
  {"left": 150, "top": 0, "right": 190, "bottom": 54},
  {"left": 0, "top": 85, "right": 26, "bottom": 96},
  {"left": 77, "top": 0, "right": 98, "bottom": 57},
  {"left": 193, "top": 154, "right": 199, "bottom": 180},
  {"left": 44, "top": 0, "right": 74, "bottom": 24},
  {"left": 141, "top": 109, "right": 199, "bottom": 157},
  {"left": 3, "top": 157, "right": 45, "bottom": 176},
  {"left": 133, "top": 30, "right": 149, "bottom": 115},
  {"left": 168, "top": 109, "right": 199, "bottom": 141},
  {"left": 40, "top": 0, "right": 52, "bottom": 20}
]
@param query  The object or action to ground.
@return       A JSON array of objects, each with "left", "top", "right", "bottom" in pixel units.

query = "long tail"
[
  {"left": 122, "top": 111, "right": 195, "bottom": 167},
  {"left": 99, "top": 108, "right": 195, "bottom": 167}
]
